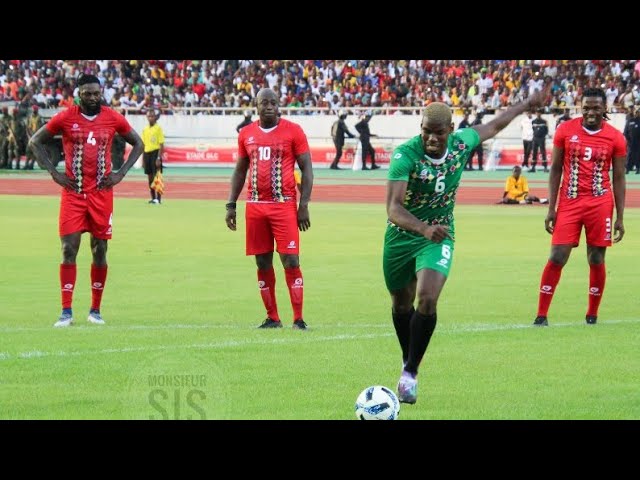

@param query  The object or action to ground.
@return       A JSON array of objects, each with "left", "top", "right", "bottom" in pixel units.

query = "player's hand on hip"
[
  {"left": 297, "top": 205, "right": 310, "bottom": 231},
  {"left": 99, "top": 171, "right": 123, "bottom": 189},
  {"left": 423, "top": 225, "right": 451, "bottom": 243},
  {"left": 544, "top": 210, "right": 556, "bottom": 234},
  {"left": 613, "top": 219, "right": 625, "bottom": 243},
  {"left": 52, "top": 171, "right": 77, "bottom": 191},
  {"left": 225, "top": 210, "right": 237, "bottom": 231}
]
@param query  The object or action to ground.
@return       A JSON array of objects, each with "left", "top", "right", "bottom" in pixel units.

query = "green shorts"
[{"left": 383, "top": 227, "right": 455, "bottom": 291}]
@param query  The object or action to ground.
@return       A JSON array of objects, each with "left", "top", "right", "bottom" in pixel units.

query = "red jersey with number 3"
[
  {"left": 46, "top": 105, "right": 132, "bottom": 194},
  {"left": 237, "top": 118, "right": 309, "bottom": 203},
  {"left": 553, "top": 118, "right": 626, "bottom": 202}
]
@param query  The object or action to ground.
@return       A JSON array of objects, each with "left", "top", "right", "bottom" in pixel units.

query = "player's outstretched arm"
[{"left": 474, "top": 84, "right": 550, "bottom": 143}]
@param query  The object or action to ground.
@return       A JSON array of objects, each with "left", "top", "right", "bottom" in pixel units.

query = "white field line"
[
  {"left": 0, "top": 318, "right": 637, "bottom": 334},
  {"left": 0, "top": 318, "right": 637, "bottom": 362}
]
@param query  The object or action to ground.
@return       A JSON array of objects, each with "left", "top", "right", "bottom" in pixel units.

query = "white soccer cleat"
[
  {"left": 54, "top": 312, "right": 74, "bottom": 327},
  {"left": 87, "top": 310, "right": 105, "bottom": 325}
]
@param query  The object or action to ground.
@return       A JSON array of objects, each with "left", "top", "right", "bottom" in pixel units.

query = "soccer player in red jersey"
[
  {"left": 533, "top": 88, "right": 626, "bottom": 326},
  {"left": 225, "top": 88, "right": 314, "bottom": 329},
  {"left": 28, "top": 74, "right": 144, "bottom": 327}
]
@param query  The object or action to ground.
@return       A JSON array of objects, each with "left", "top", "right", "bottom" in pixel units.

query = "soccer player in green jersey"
[{"left": 386, "top": 88, "right": 548, "bottom": 404}]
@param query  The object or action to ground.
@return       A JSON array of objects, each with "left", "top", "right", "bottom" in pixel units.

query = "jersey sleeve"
[
  {"left": 612, "top": 129, "right": 627, "bottom": 157},
  {"left": 291, "top": 124, "right": 310, "bottom": 157},
  {"left": 455, "top": 127, "right": 481, "bottom": 152},
  {"left": 45, "top": 109, "right": 66, "bottom": 135},
  {"left": 553, "top": 121, "right": 567, "bottom": 148},
  {"left": 387, "top": 147, "right": 414, "bottom": 181},
  {"left": 237, "top": 129, "right": 248, "bottom": 158},
  {"left": 114, "top": 110, "right": 133, "bottom": 136},
  {"left": 522, "top": 177, "right": 529, "bottom": 193}
]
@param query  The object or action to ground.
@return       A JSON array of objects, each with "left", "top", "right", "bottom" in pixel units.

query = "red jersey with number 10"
[
  {"left": 46, "top": 105, "right": 132, "bottom": 194},
  {"left": 553, "top": 118, "right": 626, "bottom": 201},
  {"left": 237, "top": 118, "right": 309, "bottom": 203}
]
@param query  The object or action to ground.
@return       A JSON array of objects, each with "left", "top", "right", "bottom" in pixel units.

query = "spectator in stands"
[
  {"left": 498, "top": 166, "right": 548, "bottom": 204},
  {"left": 236, "top": 110, "right": 253, "bottom": 133},
  {"left": 355, "top": 112, "right": 379, "bottom": 170},
  {"left": 521, "top": 110, "right": 534, "bottom": 169},
  {"left": 330, "top": 110, "right": 355, "bottom": 170},
  {"left": 618, "top": 84, "right": 637, "bottom": 112}
]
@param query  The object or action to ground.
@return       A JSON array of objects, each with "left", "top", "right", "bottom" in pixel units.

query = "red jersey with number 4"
[
  {"left": 46, "top": 105, "right": 132, "bottom": 194},
  {"left": 553, "top": 118, "right": 626, "bottom": 201},
  {"left": 237, "top": 118, "right": 309, "bottom": 203}
]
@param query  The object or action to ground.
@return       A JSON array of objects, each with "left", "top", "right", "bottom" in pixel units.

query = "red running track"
[{"left": 1, "top": 177, "right": 639, "bottom": 206}]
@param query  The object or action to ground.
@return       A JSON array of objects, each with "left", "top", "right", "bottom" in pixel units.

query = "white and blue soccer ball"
[{"left": 355, "top": 385, "right": 400, "bottom": 420}]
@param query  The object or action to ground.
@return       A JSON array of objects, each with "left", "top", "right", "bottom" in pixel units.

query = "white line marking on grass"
[
  {"left": 0, "top": 332, "right": 395, "bottom": 361},
  {"left": 2, "top": 318, "right": 638, "bottom": 334},
  {"left": 1, "top": 318, "right": 638, "bottom": 362}
]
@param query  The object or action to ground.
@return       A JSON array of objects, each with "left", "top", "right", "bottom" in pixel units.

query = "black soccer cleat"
[
  {"left": 258, "top": 318, "right": 282, "bottom": 329},
  {"left": 585, "top": 315, "right": 597, "bottom": 325},
  {"left": 533, "top": 316, "right": 548, "bottom": 326},
  {"left": 292, "top": 319, "right": 308, "bottom": 330}
]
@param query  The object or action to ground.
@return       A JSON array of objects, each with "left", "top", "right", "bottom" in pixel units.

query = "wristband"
[{"left": 226, "top": 202, "right": 237, "bottom": 210}]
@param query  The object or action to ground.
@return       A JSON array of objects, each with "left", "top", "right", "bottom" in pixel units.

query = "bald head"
[
  {"left": 256, "top": 87, "right": 278, "bottom": 104},
  {"left": 256, "top": 88, "right": 280, "bottom": 128},
  {"left": 422, "top": 102, "right": 452, "bottom": 126}
]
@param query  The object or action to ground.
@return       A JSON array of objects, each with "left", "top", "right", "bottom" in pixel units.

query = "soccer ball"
[{"left": 355, "top": 385, "right": 400, "bottom": 420}]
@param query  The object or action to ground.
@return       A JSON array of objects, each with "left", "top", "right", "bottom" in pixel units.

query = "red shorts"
[
  {"left": 59, "top": 189, "right": 113, "bottom": 239},
  {"left": 552, "top": 195, "right": 614, "bottom": 247},
  {"left": 245, "top": 202, "right": 299, "bottom": 256}
]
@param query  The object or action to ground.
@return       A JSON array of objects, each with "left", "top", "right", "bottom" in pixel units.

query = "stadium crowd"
[{"left": 1, "top": 60, "right": 640, "bottom": 118}]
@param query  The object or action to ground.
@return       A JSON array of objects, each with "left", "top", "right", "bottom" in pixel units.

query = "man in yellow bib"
[
  {"left": 499, "top": 165, "right": 548, "bottom": 204},
  {"left": 142, "top": 110, "right": 165, "bottom": 204}
]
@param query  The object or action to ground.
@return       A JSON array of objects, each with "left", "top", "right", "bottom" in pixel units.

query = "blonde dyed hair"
[{"left": 422, "top": 102, "right": 452, "bottom": 125}]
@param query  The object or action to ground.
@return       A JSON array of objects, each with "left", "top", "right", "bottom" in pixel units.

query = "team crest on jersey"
[
  {"left": 458, "top": 143, "right": 466, "bottom": 150},
  {"left": 570, "top": 135, "right": 579, "bottom": 143},
  {"left": 419, "top": 168, "right": 429, "bottom": 180}
]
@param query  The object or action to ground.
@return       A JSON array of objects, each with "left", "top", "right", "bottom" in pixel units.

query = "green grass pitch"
[{"left": 0, "top": 195, "right": 638, "bottom": 419}]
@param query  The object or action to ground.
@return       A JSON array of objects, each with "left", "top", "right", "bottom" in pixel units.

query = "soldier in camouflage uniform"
[
  {"left": 0, "top": 107, "right": 10, "bottom": 169},
  {"left": 25, "top": 105, "right": 45, "bottom": 170},
  {"left": 7, "top": 108, "right": 28, "bottom": 170}
]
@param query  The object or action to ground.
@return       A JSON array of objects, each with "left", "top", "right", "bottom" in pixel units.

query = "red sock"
[
  {"left": 60, "top": 263, "right": 77, "bottom": 309},
  {"left": 587, "top": 263, "right": 606, "bottom": 317},
  {"left": 284, "top": 266, "right": 304, "bottom": 321},
  {"left": 91, "top": 264, "right": 108, "bottom": 311},
  {"left": 257, "top": 267, "right": 279, "bottom": 321},
  {"left": 537, "top": 260, "right": 563, "bottom": 317}
]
